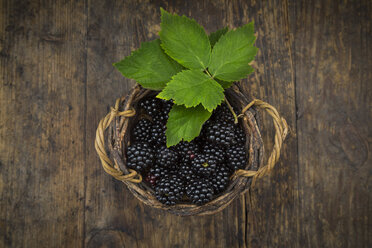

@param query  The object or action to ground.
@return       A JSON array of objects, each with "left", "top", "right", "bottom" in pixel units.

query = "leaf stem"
[
  {"left": 224, "top": 96, "right": 238, "bottom": 124},
  {"left": 205, "top": 69, "right": 213, "bottom": 78}
]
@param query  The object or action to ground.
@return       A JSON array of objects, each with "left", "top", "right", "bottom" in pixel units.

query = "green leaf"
[
  {"left": 157, "top": 70, "right": 224, "bottom": 112},
  {"left": 159, "top": 8, "right": 211, "bottom": 70},
  {"left": 209, "top": 27, "right": 228, "bottom": 47},
  {"left": 113, "top": 39, "right": 182, "bottom": 90},
  {"left": 166, "top": 104, "right": 212, "bottom": 147},
  {"left": 209, "top": 22, "right": 258, "bottom": 82},
  {"left": 216, "top": 78, "right": 233, "bottom": 89}
]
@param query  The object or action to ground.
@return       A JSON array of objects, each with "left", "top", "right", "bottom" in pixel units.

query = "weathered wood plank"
[
  {"left": 0, "top": 0, "right": 87, "bottom": 247},
  {"left": 237, "top": 0, "right": 299, "bottom": 247},
  {"left": 290, "top": 0, "right": 372, "bottom": 247}
]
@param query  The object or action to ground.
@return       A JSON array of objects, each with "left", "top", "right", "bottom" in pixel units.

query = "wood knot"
[{"left": 339, "top": 123, "right": 368, "bottom": 167}]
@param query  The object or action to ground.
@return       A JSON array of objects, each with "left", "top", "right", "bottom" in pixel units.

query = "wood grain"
[
  {"left": 0, "top": 0, "right": 87, "bottom": 247},
  {"left": 0, "top": 0, "right": 371, "bottom": 247},
  {"left": 290, "top": 0, "right": 372, "bottom": 247},
  {"left": 238, "top": 0, "right": 299, "bottom": 246}
]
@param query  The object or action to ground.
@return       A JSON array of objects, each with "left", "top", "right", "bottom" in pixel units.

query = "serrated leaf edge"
[
  {"left": 157, "top": 70, "right": 224, "bottom": 112},
  {"left": 113, "top": 39, "right": 180, "bottom": 90},
  {"left": 159, "top": 8, "right": 211, "bottom": 70},
  {"left": 209, "top": 22, "right": 258, "bottom": 80}
]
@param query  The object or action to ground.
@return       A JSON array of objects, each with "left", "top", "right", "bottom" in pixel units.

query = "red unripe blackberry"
[{"left": 145, "top": 173, "right": 157, "bottom": 188}]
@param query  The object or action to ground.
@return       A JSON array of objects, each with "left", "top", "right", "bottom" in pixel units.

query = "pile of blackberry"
[{"left": 126, "top": 95, "right": 247, "bottom": 206}]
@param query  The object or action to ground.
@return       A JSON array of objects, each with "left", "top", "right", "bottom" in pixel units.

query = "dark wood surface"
[{"left": 0, "top": 0, "right": 371, "bottom": 247}]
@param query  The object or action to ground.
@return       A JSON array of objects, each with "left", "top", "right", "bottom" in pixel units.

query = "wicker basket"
[{"left": 95, "top": 84, "right": 288, "bottom": 216}]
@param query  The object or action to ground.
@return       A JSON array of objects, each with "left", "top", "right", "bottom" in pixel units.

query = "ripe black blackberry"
[
  {"left": 202, "top": 143, "right": 226, "bottom": 164},
  {"left": 161, "top": 99, "right": 173, "bottom": 114},
  {"left": 186, "top": 178, "right": 214, "bottom": 205},
  {"left": 139, "top": 97, "right": 162, "bottom": 117},
  {"left": 155, "top": 174, "right": 184, "bottom": 205},
  {"left": 152, "top": 113, "right": 167, "bottom": 124},
  {"left": 234, "top": 126, "right": 246, "bottom": 145},
  {"left": 149, "top": 163, "right": 176, "bottom": 180},
  {"left": 156, "top": 146, "right": 179, "bottom": 168},
  {"left": 153, "top": 99, "right": 173, "bottom": 124},
  {"left": 150, "top": 121, "right": 166, "bottom": 145},
  {"left": 212, "top": 103, "right": 235, "bottom": 123},
  {"left": 191, "top": 153, "right": 218, "bottom": 177},
  {"left": 210, "top": 165, "right": 232, "bottom": 194},
  {"left": 226, "top": 144, "right": 247, "bottom": 171},
  {"left": 174, "top": 141, "right": 200, "bottom": 163},
  {"left": 133, "top": 119, "right": 152, "bottom": 142},
  {"left": 126, "top": 142, "right": 154, "bottom": 172},
  {"left": 204, "top": 120, "right": 236, "bottom": 147},
  {"left": 177, "top": 162, "right": 198, "bottom": 182}
]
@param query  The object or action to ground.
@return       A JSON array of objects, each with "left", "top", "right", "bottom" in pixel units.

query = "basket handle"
[
  {"left": 94, "top": 98, "right": 142, "bottom": 183},
  {"left": 234, "top": 99, "right": 289, "bottom": 186}
]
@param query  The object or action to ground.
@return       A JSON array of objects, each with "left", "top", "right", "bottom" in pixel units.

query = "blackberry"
[
  {"left": 234, "top": 126, "right": 246, "bottom": 145},
  {"left": 149, "top": 164, "right": 176, "bottom": 179},
  {"left": 202, "top": 143, "right": 225, "bottom": 164},
  {"left": 191, "top": 153, "right": 218, "bottom": 177},
  {"left": 155, "top": 175, "right": 184, "bottom": 205},
  {"left": 126, "top": 142, "right": 154, "bottom": 172},
  {"left": 156, "top": 146, "right": 179, "bottom": 168},
  {"left": 153, "top": 99, "right": 173, "bottom": 124},
  {"left": 226, "top": 144, "right": 247, "bottom": 171},
  {"left": 145, "top": 173, "right": 157, "bottom": 188},
  {"left": 204, "top": 120, "right": 236, "bottom": 146},
  {"left": 178, "top": 162, "right": 199, "bottom": 182},
  {"left": 152, "top": 113, "right": 167, "bottom": 124},
  {"left": 161, "top": 99, "right": 173, "bottom": 114},
  {"left": 186, "top": 178, "right": 214, "bottom": 205},
  {"left": 212, "top": 103, "right": 234, "bottom": 123},
  {"left": 150, "top": 122, "right": 166, "bottom": 145},
  {"left": 210, "top": 166, "right": 232, "bottom": 194},
  {"left": 133, "top": 119, "right": 152, "bottom": 142},
  {"left": 139, "top": 97, "right": 162, "bottom": 117},
  {"left": 199, "top": 119, "right": 211, "bottom": 139},
  {"left": 174, "top": 141, "right": 200, "bottom": 163}
]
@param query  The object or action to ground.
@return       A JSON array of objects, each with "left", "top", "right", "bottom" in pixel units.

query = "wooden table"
[{"left": 1, "top": 0, "right": 371, "bottom": 247}]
